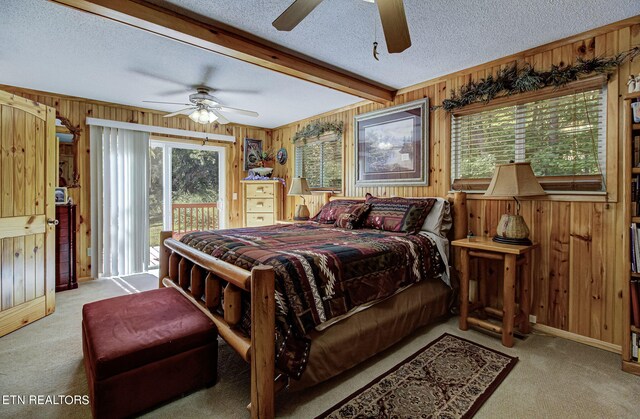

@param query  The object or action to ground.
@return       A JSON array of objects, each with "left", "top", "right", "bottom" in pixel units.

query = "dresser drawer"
[
  {"left": 245, "top": 183, "right": 274, "bottom": 198},
  {"left": 246, "top": 213, "right": 274, "bottom": 227},
  {"left": 246, "top": 198, "right": 274, "bottom": 213}
]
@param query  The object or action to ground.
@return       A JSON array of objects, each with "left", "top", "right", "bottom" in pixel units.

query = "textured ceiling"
[
  {"left": 0, "top": 0, "right": 361, "bottom": 128},
  {"left": 0, "top": 1, "right": 638, "bottom": 129},
  {"left": 149, "top": 0, "right": 640, "bottom": 89}
]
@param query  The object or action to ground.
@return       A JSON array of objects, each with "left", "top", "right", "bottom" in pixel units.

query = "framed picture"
[
  {"left": 354, "top": 98, "right": 429, "bottom": 187},
  {"left": 276, "top": 147, "right": 288, "bottom": 165},
  {"left": 55, "top": 187, "right": 68, "bottom": 205},
  {"left": 244, "top": 138, "right": 263, "bottom": 171}
]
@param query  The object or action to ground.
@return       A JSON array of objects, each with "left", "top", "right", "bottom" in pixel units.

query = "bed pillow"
[
  {"left": 334, "top": 203, "right": 371, "bottom": 229},
  {"left": 363, "top": 195, "right": 436, "bottom": 234},
  {"left": 312, "top": 199, "right": 365, "bottom": 224},
  {"left": 421, "top": 198, "right": 452, "bottom": 237}
]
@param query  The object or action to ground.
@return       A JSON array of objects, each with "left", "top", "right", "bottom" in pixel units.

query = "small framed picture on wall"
[
  {"left": 244, "top": 138, "right": 263, "bottom": 171},
  {"left": 55, "top": 187, "right": 68, "bottom": 205},
  {"left": 354, "top": 98, "right": 429, "bottom": 187}
]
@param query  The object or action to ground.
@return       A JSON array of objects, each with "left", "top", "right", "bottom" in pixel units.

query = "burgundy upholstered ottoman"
[{"left": 82, "top": 287, "right": 218, "bottom": 419}]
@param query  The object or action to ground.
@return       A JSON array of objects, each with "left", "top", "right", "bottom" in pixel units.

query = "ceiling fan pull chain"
[{"left": 372, "top": 4, "right": 380, "bottom": 61}]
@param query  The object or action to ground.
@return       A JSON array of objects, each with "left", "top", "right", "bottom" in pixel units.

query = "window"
[
  {"left": 294, "top": 133, "right": 342, "bottom": 189},
  {"left": 451, "top": 85, "right": 606, "bottom": 192}
]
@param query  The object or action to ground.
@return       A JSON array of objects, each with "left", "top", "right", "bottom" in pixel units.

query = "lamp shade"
[
  {"left": 288, "top": 177, "right": 311, "bottom": 196},
  {"left": 484, "top": 162, "right": 546, "bottom": 198}
]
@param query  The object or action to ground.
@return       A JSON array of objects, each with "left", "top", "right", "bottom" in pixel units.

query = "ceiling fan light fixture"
[{"left": 189, "top": 108, "right": 218, "bottom": 124}]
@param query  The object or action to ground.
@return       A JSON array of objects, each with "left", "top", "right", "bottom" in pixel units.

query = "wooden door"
[{"left": 0, "top": 90, "right": 56, "bottom": 336}]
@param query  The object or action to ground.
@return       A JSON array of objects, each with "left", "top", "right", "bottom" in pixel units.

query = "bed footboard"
[
  {"left": 156, "top": 191, "right": 468, "bottom": 418},
  {"left": 159, "top": 231, "right": 276, "bottom": 419}
]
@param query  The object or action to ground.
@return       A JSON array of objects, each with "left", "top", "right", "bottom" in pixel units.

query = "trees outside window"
[
  {"left": 451, "top": 87, "right": 605, "bottom": 192},
  {"left": 295, "top": 133, "right": 342, "bottom": 190}
]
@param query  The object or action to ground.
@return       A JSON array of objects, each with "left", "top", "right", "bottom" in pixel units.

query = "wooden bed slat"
[
  {"left": 168, "top": 252, "right": 180, "bottom": 282},
  {"left": 178, "top": 258, "right": 192, "bottom": 290},
  {"left": 165, "top": 238, "right": 251, "bottom": 291},
  {"left": 190, "top": 266, "right": 204, "bottom": 300},
  {"left": 205, "top": 272, "right": 221, "bottom": 310},
  {"left": 162, "top": 277, "right": 252, "bottom": 362},
  {"left": 224, "top": 284, "right": 242, "bottom": 326}
]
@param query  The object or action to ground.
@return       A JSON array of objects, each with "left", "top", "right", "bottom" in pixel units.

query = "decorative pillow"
[
  {"left": 363, "top": 194, "right": 436, "bottom": 234},
  {"left": 312, "top": 199, "right": 364, "bottom": 224},
  {"left": 334, "top": 203, "right": 371, "bottom": 229}
]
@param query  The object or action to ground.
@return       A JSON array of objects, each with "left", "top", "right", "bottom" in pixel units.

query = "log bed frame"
[{"left": 158, "top": 192, "right": 467, "bottom": 418}]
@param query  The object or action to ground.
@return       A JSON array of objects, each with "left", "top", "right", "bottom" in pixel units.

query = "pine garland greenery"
[
  {"left": 292, "top": 120, "right": 344, "bottom": 143},
  {"left": 433, "top": 46, "right": 639, "bottom": 112}
]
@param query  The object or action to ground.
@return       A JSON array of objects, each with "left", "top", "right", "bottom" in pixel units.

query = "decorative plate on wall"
[{"left": 276, "top": 147, "right": 288, "bottom": 165}]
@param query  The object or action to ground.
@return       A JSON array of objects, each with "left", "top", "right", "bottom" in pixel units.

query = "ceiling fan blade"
[
  {"left": 217, "top": 105, "right": 259, "bottom": 118},
  {"left": 200, "top": 65, "right": 215, "bottom": 87},
  {"left": 163, "top": 107, "right": 195, "bottom": 118},
  {"left": 273, "top": 0, "right": 324, "bottom": 31},
  {"left": 376, "top": 0, "right": 411, "bottom": 53},
  {"left": 129, "top": 68, "right": 186, "bottom": 87},
  {"left": 201, "top": 96, "right": 223, "bottom": 106},
  {"left": 143, "top": 100, "right": 192, "bottom": 106},
  {"left": 156, "top": 88, "right": 193, "bottom": 96},
  {"left": 214, "top": 88, "right": 260, "bottom": 95},
  {"left": 210, "top": 110, "right": 230, "bottom": 125}
]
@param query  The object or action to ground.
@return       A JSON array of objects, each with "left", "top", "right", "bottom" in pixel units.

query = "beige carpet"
[{"left": 0, "top": 273, "right": 638, "bottom": 418}]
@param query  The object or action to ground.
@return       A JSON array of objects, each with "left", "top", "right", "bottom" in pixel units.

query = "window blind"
[
  {"left": 294, "top": 132, "right": 342, "bottom": 189},
  {"left": 451, "top": 87, "right": 606, "bottom": 192}
]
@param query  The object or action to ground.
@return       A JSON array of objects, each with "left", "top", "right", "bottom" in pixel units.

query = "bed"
[{"left": 158, "top": 192, "right": 468, "bottom": 418}]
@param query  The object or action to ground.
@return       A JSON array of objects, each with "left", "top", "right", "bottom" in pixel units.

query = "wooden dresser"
[
  {"left": 241, "top": 180, "right": 283, "bottom": 227},
  {"left": 55, "top": 203, "right": 77, "bottom": 292}
]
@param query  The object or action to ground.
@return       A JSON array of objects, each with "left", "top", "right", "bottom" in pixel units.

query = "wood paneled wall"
[
  {"left": 0, "top": 85, "right": 272, "bottom": 280},
  {"left": 273, "top": 18, "right": 640, "bottom": 347}
]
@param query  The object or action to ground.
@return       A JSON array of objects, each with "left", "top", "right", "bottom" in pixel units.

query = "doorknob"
[{"left": 47, "top": 218, "right": 59, "bottom": 226}]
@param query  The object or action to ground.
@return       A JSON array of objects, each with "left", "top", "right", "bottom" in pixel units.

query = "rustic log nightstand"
[{"left": 452, "top": 237, "right": 538, "bottom": 347}]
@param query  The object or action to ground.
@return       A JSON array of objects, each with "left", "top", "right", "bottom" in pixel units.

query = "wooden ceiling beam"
[{"left": 49, "top": 0, "right": 395, "bottom": 103}]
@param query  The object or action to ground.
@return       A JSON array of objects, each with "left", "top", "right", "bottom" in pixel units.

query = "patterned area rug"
[{"left": 317, "top": 333, "right": 518, "bottom": 418}]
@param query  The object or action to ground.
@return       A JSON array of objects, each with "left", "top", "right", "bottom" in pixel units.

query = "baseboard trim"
[
  {"left": 622, "top": 360, "right": 640, "bottom": 375},
  {"left": 532, "top": 324, "right": 621, "bottom": 354}
]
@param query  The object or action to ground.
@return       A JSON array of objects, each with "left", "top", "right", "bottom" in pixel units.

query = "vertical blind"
[
  {"left": 90, "top": 126, "right": 150, "bottom": 278},
  {"left": 294, "top": 133, "right": 342, "bottom": 189},
  {"left": 451, "top": 87, "right": 606, "bottom": 191}
]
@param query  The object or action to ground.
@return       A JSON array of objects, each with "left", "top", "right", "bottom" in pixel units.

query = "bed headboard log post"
[
  {"left": 158, "top": 230, "right": 173, "bottom": 288},
  {"left": 452, "top": 192, "right": 468, "bottom": 241},
  {"left": 321, "top": 191, "right": 332, "bottom": 205},
  {"left": 450, "top": 192, "right": 468, "bottom": 287},
  {"left": 250, "top": 265, "right": 276, "bottom": 419}
]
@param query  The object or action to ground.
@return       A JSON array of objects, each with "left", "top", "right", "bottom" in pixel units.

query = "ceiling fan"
[
  {"left": 143, "top": 87, "right": 259, "bottom": 125},
  {"left": 273, "top": 0, "right": 411, "bottom": 53}
]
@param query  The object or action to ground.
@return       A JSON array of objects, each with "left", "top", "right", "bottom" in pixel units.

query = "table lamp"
[
  {"left": 484, "top": 162, "right": 545, "bottom": 245},
  {"left": 288, "top": 177, "right": 311, "bottom": 220}
]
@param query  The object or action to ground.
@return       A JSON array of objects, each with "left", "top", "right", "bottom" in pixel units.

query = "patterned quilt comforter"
[{"left": 180, "top": 223, "right": 444, "bottom": 379}]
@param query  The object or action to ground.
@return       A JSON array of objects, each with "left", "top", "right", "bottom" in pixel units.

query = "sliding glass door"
[{"left": 148, "top": 140, "right": 225, "bottom": 268}]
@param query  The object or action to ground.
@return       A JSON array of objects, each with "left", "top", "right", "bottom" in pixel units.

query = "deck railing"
[{"left": 172, "top": 203, "right": 218, "bottom": 237}]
